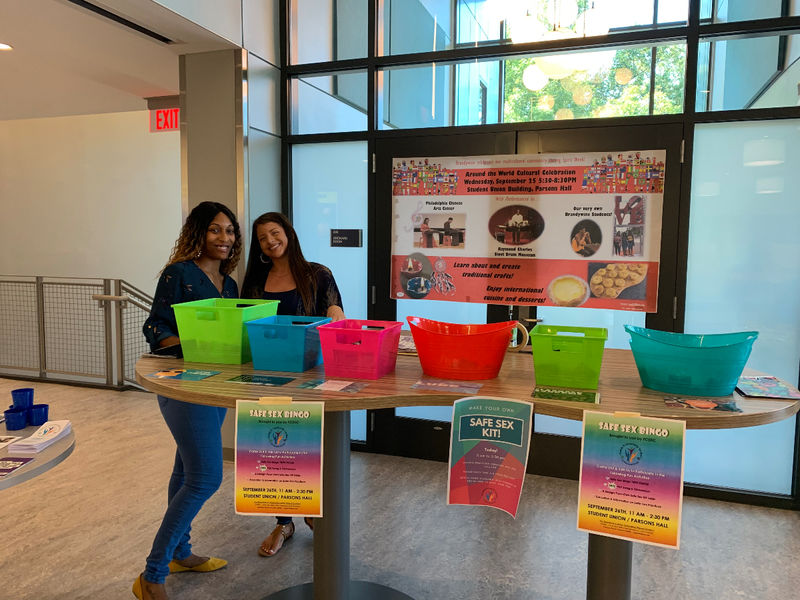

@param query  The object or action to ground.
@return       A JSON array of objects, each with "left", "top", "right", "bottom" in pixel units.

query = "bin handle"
[
  {"left": 508, "top": 322, "right": 529, "bottom": 352},
  {"left": 195, "top": 310, "right": 218, "bottom": 321}
]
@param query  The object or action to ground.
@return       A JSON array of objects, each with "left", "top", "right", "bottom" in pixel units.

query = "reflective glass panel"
[
  {"left": 697, "top": 33, "right": 800, "bottom": 111},
  {"left": 291, "top": 71, "right": 367, "bottom": 134},
  {"left": 379, "top": 44, "right": 685, "bottom": 130},
  {"left": 685, "top": 120, "right": 800, "bottom": 493},
  {"left": 291, "top": 0, "right": 368, "bottom": 64},
  {"left": 380, "top": 1, "right": 688, "bottom": 56},
  {"left": 702, "top": 0, "right": 796, "bottom": 23},
  {"left": 291, "top": 141, "right": 369, "bottom": 440}
]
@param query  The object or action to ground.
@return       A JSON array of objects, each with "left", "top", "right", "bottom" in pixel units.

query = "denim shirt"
[{"left": 143, "top": 260, "right": 239, "bottom": 351}]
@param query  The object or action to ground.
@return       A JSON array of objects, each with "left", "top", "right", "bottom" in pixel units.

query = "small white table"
[{"left": 0, "top": 425, "right": 75, "bottom": 490}]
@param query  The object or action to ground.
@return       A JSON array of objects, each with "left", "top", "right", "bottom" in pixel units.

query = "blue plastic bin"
[
  {"left": 246, "top": 315, "right": 331, "bottom": 372},
  {"left": 624, "top": 325, "right": 758, "bottom": 396}
]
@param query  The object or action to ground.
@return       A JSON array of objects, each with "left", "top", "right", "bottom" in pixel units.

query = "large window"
[
  {"left": 684, "top": 119, "right": 800, "bottom": 494},
  {"left": 286, "top": 0, "right": 800, "bottom": 502}
]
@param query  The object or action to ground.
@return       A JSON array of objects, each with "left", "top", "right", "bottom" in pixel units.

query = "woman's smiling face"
[
  {"left": 204, "top": 212, "right": 235, "bottom": 260},
  {"left": 256, "top": 221, "right": 289, "bottom": 260}
]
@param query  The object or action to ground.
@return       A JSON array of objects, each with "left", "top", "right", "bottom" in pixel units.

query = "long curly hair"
[
  {"left": 241, "top": 212, "right": 317, "bottom": 314},
  {"left": 164, "top": 201, "right": 242, "bottom": 275}
]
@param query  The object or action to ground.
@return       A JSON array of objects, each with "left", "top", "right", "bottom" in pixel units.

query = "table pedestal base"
[
  {"left": 586, "top": 534, "right": 632, "bottom": 600},
  {"left": 261, "top": 412, "right": 413, "bottom": 600},
  {"left": 263, "top": 581, "right": 415, "bottom": 600}
]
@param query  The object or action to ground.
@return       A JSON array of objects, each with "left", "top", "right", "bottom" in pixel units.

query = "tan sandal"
[{"left": 258, "top": 522, "right": 295, "bottom": 557}]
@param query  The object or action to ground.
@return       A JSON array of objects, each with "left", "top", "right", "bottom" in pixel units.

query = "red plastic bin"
[
  {"left": 318, "top": 319, "right": 403, "bottom": 379},
  {"left": 407, "top": 316, "right": 518, "bottom": 380}
]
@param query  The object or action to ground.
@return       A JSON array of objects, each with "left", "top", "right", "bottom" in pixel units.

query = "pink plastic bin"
[{"left": 318, "top": 319, "right": 403, "bottom": 379}]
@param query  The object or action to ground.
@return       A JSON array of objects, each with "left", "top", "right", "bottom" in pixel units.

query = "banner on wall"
[
  {"left": 577, "top": 411, "right": 685, "bottom": 548},
  {"left": 447, "top": 396, "right": 533, "bottom": 518},
  {"left": 390, "top": 150, "right": 665, "bottom": 312},
  {"left": 234, "top": 398, "right": 324, "bottom": 517}
]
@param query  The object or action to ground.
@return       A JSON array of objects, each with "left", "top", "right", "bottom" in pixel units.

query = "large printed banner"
[
  {"left": 391, "top": 151, "right": 665, "bottom": 312},
  {"left": 448, "top": 396, "right": 533, "bottom": 518},
  {"left": 577, "top": 412, "right": 685, "bottom": 548},
  {"left": 234, "top": 399, "right": 324, "bottom": 517}
]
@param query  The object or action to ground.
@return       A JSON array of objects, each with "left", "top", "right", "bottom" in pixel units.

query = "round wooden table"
[{"left": 135, "top": 351, "right": 800, "bottom": 600}]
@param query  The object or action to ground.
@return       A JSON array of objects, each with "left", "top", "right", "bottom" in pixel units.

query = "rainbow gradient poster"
[
  {"left": 447, "top": 396, "right": 533, "bottom": 517},
  {"left": 234, "top": 399, "right": 324, "bottom": 517},
  {"left": 577, "top": 412, "right": 685, "bottom": 548}
]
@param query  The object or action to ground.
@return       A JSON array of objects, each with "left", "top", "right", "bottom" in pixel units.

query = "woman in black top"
[{"left": 241, "top": 212, "right": 344, "bottom": 556}]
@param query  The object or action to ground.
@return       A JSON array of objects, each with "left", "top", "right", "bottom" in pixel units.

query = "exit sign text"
[{"left": 149, "top": 108, "right": 180, "bottom": 132}]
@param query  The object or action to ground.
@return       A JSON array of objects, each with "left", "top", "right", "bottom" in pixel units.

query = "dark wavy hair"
[
  {"left": 164, "top": 201, "right": 242, "bottom": 275},
  {"left": 242, "top": 212, "right": 317, "bottom": 313}
]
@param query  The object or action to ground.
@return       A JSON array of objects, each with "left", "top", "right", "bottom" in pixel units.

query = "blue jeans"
[{"left": 144, "top": 396, "right": 227, "bottom": 584}]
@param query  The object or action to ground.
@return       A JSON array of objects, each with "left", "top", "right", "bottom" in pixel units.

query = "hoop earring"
[{"left": 259, "top": 253, "right": 269, "bottom": 264}]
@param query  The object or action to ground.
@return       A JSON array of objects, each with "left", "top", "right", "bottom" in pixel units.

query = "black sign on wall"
[{"left": 330, "top": 229, "right": 363, "bottom": 247}]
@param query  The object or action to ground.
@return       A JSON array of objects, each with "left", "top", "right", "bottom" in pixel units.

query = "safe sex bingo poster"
[
  {"left": 448, "top": 397, "right": 533, "bottom": 517},
  {"left": 390, "top": 150, "right": 665, "bottom": 312},
  {"left": 234, "top": 399, "right": 323, "bottom": 517},
  {"left": 577, "top": 412, "right": 685, "bottom": 548}
]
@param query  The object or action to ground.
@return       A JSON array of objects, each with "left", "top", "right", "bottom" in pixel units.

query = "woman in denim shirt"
[{"left": 135, "top": 201, "right": 241, "bottom": 600}]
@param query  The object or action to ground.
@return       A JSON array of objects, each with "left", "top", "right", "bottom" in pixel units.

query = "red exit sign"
[{"left": 149, "top": 107, "right": 180, "bottom": 132}]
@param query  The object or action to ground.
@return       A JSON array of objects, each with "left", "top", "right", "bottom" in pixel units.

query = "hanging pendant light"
[
  {"left": 615, "top": 67, "right": 633, "bottom": 85},
  {"left": 523, "top": 64, "right": 549, "bottom": 91}
]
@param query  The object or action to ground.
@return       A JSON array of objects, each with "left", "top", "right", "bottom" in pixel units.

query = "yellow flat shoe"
[
  {"left": 132, "top": 574, "right": 143, "bottom": 599},
  {"left": 168, "top": 556, "right": 227, "bottom": 573}
]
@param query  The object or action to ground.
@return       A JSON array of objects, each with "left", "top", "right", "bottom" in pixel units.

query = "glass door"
[{"left": 371, "top": 123, "right": 684, "bottom": 474}]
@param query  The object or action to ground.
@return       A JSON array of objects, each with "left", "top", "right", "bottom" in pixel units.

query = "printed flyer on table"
[
  {"left": 234, "top": 399, "right": 323, "bottom": 518},
  {"left": 577, "top": 412, "right": 685, "bottom": 548},
  {"left": 390, "top": 150, "right": 665, "bottom": 312}
]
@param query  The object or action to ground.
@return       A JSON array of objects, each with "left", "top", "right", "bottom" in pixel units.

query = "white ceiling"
[{"left": 0, "top": 0, "right": 240, "bottom": 121}]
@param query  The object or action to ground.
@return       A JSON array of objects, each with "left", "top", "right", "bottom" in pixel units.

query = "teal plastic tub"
[
  {"left": 173, "top": 298, "right": 279, "bottom": 364},
  {"left": 246, "top": 315, "right": 331, "bottom": 372},
  {"left": 624, "top": 325, "right": 758, "bottom": 396}
]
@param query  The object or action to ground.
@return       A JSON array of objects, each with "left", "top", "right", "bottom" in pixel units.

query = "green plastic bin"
[
  {"left": 173, "top": 298, "right": 279, "bottom": 364},
  {"left": 531, "top": 325, "right": 608, "bottom": 390}
]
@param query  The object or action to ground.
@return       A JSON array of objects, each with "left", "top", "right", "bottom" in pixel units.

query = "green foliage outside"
[{"left": 503, "top": 44, "right": 686, "bottom": 123}]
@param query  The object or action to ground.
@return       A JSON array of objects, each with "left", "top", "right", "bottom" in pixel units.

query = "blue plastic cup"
[
  {"left": 4, "top": 407, "right": 28, "bottom": 430},
  {"left": 11, "top": 388, "right": 34, "bottom": 410},
  {"left": 27, "top": 404, "right": 49, "bottom": 426}
]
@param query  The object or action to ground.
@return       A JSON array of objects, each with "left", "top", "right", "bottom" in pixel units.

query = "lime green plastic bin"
[
  {"left": 173, "top": 298, "right": 279, "bottom": 364},
  {"left": 531, "top": 325, "right": 608, "bottom": 390}
]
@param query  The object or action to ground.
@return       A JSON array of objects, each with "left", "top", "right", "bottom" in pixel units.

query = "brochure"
[
  {"left": 412, "top": 378, "right": 483, "bottom": 395},
  {"left": 227, "top": 374, "right": 294, "bottom": 386},
  {"left": 0, "top": 435, "right": 22, "bottom": 450},
  {"left": 0, "top": 456, "right": 34, "bottom": 478},
  {"left": 297, "top": 379, "right": 367, "bottom": 393},
  {"left": 7, "top": 420, "right": 72, "bottom": 454},
  {"left": 735, "top": 376, "right": 800, "bottom": 400},
  {"left": 664, "top": 396, "right": 742, "bottom": 412},
  {"left": 148, "top": 368, "right": 220, "bottom": 381},
  {"left": 533, "top": 385, "right": 600, "bottom": 404}
]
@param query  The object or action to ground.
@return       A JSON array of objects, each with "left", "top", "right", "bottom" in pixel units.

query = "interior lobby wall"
[{"left": 0, "top": 110, "right": 181, "bottom": 295}]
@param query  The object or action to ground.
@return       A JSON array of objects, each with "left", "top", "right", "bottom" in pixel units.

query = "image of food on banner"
[
  {"left": 577, "top": 412, "right": 685, "bottom": 549},
  {"left": 447, "top": 397, "right": 533, "bottom": 518},
  {"left": 234, "top": 400, "right": 324, "bottom": 517},
  {"left": 390, "top": 151, "right": 665, "bottom": 312}
]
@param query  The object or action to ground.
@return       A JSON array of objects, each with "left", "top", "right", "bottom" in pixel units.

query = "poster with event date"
[
  {"left": 577, "top": 412, "right": 685, "bottom": 548},
  {"left": 234, "top": 399, "right": 323, "bottom": 517},
  {"left": 390, "top": 150, "right": 665, "bottom": 312}
]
